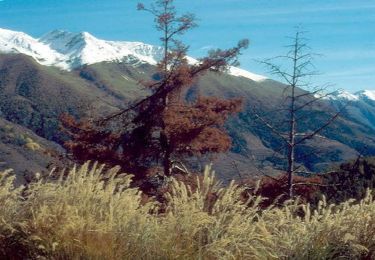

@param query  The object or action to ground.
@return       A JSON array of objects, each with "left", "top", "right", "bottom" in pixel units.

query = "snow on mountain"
[
  {"left": 40, "top": 30, "right": 164, "bottom": 67},
  {"left": 355, "top": 90, "right": 375, "bottom": 101},
  {"left": 0, "top": 28, "right": 67, "bottom": 68},
  {"left": 315, "top": 90, "right": 359, "bottom": 101},
  {"left": 329, "top": 90, "right": 359, "bottom": 101},
  {"left": 229, "top": 66, "right": 267, "bottom": 81},
  {"left": 0, "top": 28, "right": 266, "bottom": 82},
  {"left": 319, "top": 89, "right": 375, "bottom": 103},
  {"left": 183, "top": 56, "right": 266, "bottom": 81},
  {"left": 0, "top": 28, "right": 165, "bottom": 69}
]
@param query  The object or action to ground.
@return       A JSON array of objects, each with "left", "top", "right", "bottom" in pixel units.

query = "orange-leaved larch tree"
[{"left": 61, "top": 0, "right": 248, "bottom": 180}]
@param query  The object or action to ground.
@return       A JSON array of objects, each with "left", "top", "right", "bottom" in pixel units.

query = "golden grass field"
[{"left": 0, "top": 163, "right": 374, "bottom": 259}]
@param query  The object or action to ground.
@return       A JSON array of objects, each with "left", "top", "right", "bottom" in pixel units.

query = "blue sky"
[{"left": 0, "top": 0, "right": 374, "bottom": 92}]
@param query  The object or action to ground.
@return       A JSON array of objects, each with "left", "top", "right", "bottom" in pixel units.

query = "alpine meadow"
[{"left": 0, "top": 0, "right": 375, "bottom": 259}]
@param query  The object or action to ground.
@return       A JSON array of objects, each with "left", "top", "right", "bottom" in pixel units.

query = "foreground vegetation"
[{"left": 0, "top": 163, "right": 375, "bottom": 259}]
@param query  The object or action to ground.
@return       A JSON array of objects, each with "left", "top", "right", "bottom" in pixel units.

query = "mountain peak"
[
  {"left": 324, "top": 89, "right": 375, "bottom": 103},
  {"left": 0, "top": 28, "right": 66, "bottom": 68},
  {"left": 80, "top": 31, "right": 93, "bottom": 37},
  {"left": 0, "top": 27, "right": 267, "bottom": 81},
  {"left": 0, "top": 27, "right": 26, "bottom": 37},
  {"left": 331, "top": 90, "right": 359, "bottom": 101},
  {"left": 76, "top": 31, "right": 98, "bottom": 43},
  {"left": 40, "top": 30, "right": 90, "bottom": 54},
  {"left": 355, "top": 90, "right": 375, "bottom": 101}
]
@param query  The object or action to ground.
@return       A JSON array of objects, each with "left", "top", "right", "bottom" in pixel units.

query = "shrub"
[{"left": 239, "top": 174, "right": 323, "bottom": 208}]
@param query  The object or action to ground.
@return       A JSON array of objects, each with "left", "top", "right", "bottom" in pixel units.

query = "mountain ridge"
[
  {"left": 0, "top": 27, "right": 267, "bottom": 82},
  {"left": 325, "top": 90, "right": 375, "bottom": 102},
  {"left": 0, "top": 28, "right": 374, "bottom": 181},
  {"left": 0, "top": 52, "right": 373, "bottom": 181},
  {"left": 2, "top": 27, "right": 372, "bottom": 95}
]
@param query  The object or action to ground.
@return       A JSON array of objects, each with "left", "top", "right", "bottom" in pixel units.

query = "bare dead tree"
[{"left": 253, "top": 30, "right": 344, "bottom": 198}]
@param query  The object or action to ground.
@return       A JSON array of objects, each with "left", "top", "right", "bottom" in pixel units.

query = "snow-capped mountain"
[
  {"left": 325, "top": 89, "right": 375, "bottom": 130},
  {"left": 0, "top": 28, "right": 266, "bottom": 81},
  {"left": 356, "top": 90, "right": 375, "bottom": 102},
  {"left": 228, "top": 66, "right": 267, "bottom": 81},
  {"left": 327, "top": 90, "right": 359, "bottom": 101},
  {"left": 0, "top": 28, "right": 66, "bottom": 67},
  {"left": 39, "top": 30, "right": 164, "bottom": 68},
  {"left": 323, "top": 90, "right": 375, "bottom": 102},
  {"left": 0, "top": 28, "right": 163, "bottom": 70}
]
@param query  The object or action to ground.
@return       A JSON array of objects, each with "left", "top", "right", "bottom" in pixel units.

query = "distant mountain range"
[
  {"left": 323, "top": 90, "right": 375, "bottom": 130},
  {"left": 0, "top": 28, "right": 374, "bottom": 182},
  {"left": 0, "top": 28, "right": 266, "bottom": 81},
  {"left": 326, "top": 90, "right": 375, "bottom": 102}
]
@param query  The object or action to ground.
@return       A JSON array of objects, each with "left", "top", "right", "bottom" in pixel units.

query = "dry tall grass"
[{"left": 0, "top": 163, "right": 374, "bottom": 259}]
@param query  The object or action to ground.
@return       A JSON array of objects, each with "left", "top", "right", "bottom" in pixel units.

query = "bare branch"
[
  {"left": 295, "top": 108, "right": 344, "bottom": 145},
  {"left": 252, "top": 111, "right": 290, "bottom": 144},
  {"left": 257, "top": 60, "right": 294, "bottom": 85}
]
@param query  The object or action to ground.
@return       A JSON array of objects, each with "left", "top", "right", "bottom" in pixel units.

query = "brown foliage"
[
  {"left": 239, "top": 174, "right": 323, "bottom": 208},
  {"left": 60, "top": 114, "right": 122, "bottom": 165},
  {"left": 60, "top": 0, "right": 247, "bottom": 182},
  {"left": 163, "top": 96, "right": 242, "bottom": 156}
]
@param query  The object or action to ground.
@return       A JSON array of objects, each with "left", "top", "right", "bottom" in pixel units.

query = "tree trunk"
[
  {"left": 287, "top": 33, "right": 299, "bottom": 199},
  {"left": 160, "top": 128, "right": 172, "bottom": 176},
  {"left": 287, "top": 143, "right": 295, "bottom": 198},
  {"left": 163, "top": 146, "right": 172, "bottom": 176},
  {"left": 287, "top": 88, "right": 296, "bottom": 198},
  {"left": 161, "top": 94, "right": 171, "bottom": 176}
]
